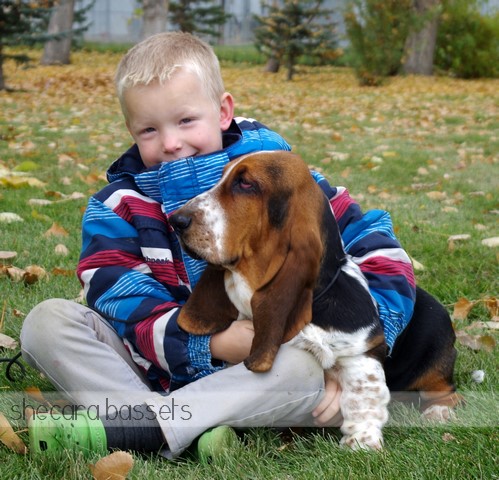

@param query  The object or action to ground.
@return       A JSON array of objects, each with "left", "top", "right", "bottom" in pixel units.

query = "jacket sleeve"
[
  {"left": 311, "top": 171, "right": 416, "bottom": 352},
  {"left": 77, "top": 186, "right": 223, "bottom": 392}
]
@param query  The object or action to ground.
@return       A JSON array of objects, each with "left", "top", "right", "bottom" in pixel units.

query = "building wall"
[
  {"left": 81, "top": 0, "right": 499, "bottom": 45},
  {"left": 81, "top": 0, "right": 346, "bottom": 45}
]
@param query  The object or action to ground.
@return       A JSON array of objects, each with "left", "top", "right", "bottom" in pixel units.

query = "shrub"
[
  {"left": 344, "top": 0, "right": 415, "bottom": 86},
  {"left": 435, "top": 0, "right": 499, "bottom": 78}
]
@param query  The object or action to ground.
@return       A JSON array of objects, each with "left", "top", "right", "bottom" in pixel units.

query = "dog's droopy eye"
[{"left": 233, "top": 176, "right": 258, "bottom": 194}]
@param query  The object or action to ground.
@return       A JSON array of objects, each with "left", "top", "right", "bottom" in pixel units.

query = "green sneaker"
[
  {"left": 196, "top": 425, "right": 237, "bottom": 463},
  {"left": 28, "top": 409, "right": 107, "bottom": 455}
]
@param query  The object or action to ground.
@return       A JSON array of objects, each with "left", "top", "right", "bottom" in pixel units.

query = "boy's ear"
[{"left": 219, "top": 92, "right": 234, "bottom": 131}]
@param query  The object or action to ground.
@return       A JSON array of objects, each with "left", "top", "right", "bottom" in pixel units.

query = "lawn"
[{"left": 0, "top": 49, "right": 498, "bottom": 479}]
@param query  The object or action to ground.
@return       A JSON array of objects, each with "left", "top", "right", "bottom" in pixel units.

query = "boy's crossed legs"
[{"left": 20, "top": 299, "right": 330, "bottom": 458}]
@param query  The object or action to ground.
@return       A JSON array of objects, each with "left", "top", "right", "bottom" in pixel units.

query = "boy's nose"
[{"left": 161, "top": 133, "right": 182, "bottom": 153}]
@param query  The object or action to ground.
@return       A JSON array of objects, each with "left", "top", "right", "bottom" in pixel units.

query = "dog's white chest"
[{"left": 224, "top": 271, "right": 254, "bottom": 319}]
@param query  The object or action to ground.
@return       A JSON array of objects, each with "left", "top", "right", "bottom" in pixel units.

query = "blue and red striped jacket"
[{"left": 78, "top": 117, "right": 416, "bottom": 392}]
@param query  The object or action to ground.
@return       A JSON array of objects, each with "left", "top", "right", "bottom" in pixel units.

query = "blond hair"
[{"left": 115, "top": 32, "right": 225, "bottom": 115}]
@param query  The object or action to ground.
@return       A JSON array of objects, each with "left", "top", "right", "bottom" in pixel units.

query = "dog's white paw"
[
  {"left": 422, "top": 404, "right": 456, "bottom": 422},
  {"left": 340, "top": 429, "right": 384, "bottom": 451}
]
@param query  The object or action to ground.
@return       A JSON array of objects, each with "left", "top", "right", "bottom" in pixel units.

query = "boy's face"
[{"left": 124, "top": 70, "right": 234, "bottom": 167}]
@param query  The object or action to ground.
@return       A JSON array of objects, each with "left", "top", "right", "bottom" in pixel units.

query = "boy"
[{"left": 21, "top": 32, "right": 415, "bottom": 460}]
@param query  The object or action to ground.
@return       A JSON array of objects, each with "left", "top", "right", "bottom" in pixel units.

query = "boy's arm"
[
  {"left": 77, "top": 193, "right": 223, "bottom": 390},
  {"left": 311, "top": 171, "right": 416, "bottom": 352}
]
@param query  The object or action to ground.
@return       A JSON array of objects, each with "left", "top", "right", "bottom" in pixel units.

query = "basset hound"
[{"left": 170, "top": 151, "right": 461, "bottom": 450}]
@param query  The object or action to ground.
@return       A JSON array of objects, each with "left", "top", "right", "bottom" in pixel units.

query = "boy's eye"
[
  {"left": 180, "top": 118, "right": 192, "bottom": 125},
  {"left": 143, "top": 127, "right": 156, "bottom": 134}
]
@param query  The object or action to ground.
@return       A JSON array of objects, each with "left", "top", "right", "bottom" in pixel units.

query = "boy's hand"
[
  {"left": 210, "top": 319, "right": 255, "bottom": 364},
  {"left": 312, "top": 372, "right": 343, "bottom": 426}
]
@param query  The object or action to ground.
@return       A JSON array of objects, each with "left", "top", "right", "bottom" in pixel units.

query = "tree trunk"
[
  {"left": 403, "top": 0, "right": 440, "bottom": 75},
  {"left": 141, "top": 0, "right": 169, "bottom": 40},
  {"left": 264, "top": 57, "right": 280, "bottom": 73},
  {"left": 0, "top": 46, "right": 5, "bottom": 91},
  {"left": 41, "top": 0, "right": 75, "bottom": 66}
]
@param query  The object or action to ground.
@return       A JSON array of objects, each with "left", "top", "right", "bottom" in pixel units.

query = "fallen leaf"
[
  {"left": 442, "top": 432, "right": 456, "bottom": 442},
  {"left": 409, "top": 255, "right": 425, "bottom": 271},
  {"left": 456, "top": 331, "right": 496, "bottom": 352},
  {"left": 74, "top": 289, "right": 85, "bottom": 304},
  {"left": 474, "top": 223, "right": 487, "bottom": 231},
  {"left": 448, "top": 234, "right": 471, "bottom": 252},
  {"left": 0, "top": 412, "right": 28, "bottom": 454},
  {"left": 466, "top": 321, "right": 499, "bottom": 330},
  {"left": 452, "top": 297, "right": 475, "bottom": 320},
  {"left": 23, "top": 265, "right": 48, "bottom": 285},
  {"left": 485, "top": 297, "right": 498, "bottom": 318},
  {"left": 31, "top": 210, "right": 53, "bottom": 222},
  {"left": 13, "top": 160, "right": 39, "bottom": 172},
  {"left": 0, "top": 212, "right": 24, "bottom": 223},
  {"left": 57, "top": 153, "right": 75, "bottom": 166},
  {"left": 25, "top": 387, "right": 51, "bottom": 407},
  {"left": 0, "top": 176, "right": 46, "bottom": 188},
  {"left": 43, "top": 222, "right": 69, "bottom": 237},
  {"left": 448, "top": 234, "right": 471, "bottom": 242},
  {"left": 6, "top": 266, "right": 26, "bottom": 282},
  {"left": 89, "top": 451, "right": 134, "bottom": 480},
  {"left": 0, "top": 333, "right": 18, "bottom": 350},
  {"left": 0, "top": 251, "right": 17, "bottom": 263},
  {"left": 54, "top": 244, "right": 69, "bottom": 256},
  {"left": 24, "top": 407, "right": 35, "bottom": 421},
  {"left": 481, "top": 237, "right": 499, "bottom": 248},
  {"left": 426, "top": 191, "right": 447, "bottom": 201},
  {"left": 381, "top": 151, "right": 397, "bottom": 158},
  {"left": 51, "top": 267, "right": 74, "bottom": 276},
  {"left": 28, "top": 199, "right": 53, "bottom": 206}
]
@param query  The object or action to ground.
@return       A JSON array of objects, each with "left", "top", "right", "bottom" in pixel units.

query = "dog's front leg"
[{"left": 336, "top": 355, "right": 390, "bottom": 450}]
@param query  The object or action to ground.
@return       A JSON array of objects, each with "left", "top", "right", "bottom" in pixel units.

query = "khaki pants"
[{"left": 21, "top": 298, "right": 330, "bottom": 458}]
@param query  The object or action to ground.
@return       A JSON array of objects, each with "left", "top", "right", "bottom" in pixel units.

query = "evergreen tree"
[
  {"left": 0, "top": 0, "right": 93, "bottom": 89},
  {"left": 0, "top": 0, "right": 55, "bottom": 89},
  {"left": 169, "top": 0, "right": 231, "bottom": 40},
  {"left": 254, "top": 0, "right": 338, "bottom": 81}
]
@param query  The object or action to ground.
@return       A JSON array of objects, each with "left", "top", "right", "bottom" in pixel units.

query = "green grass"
[{"left": 0, "top": 50, "right": 498, "bottom": 479}]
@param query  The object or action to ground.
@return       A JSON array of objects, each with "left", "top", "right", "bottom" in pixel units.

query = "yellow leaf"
[
  {"left": 381, "top": 151, "right": 397, "bottom": 158},
  {"left": 484, "top": 297, "right": 498, "bottom": 318},
  {"left": 25, "top": 387, "right": 52, "bottom": 407},
  {"left": 426, "top": 191, "right": 447, "bottom": 201},
  {"left": 31, "top": 210, "right": 53, "bottom": 222},
  {"left": 409, "top": 255, "right": 425, "bottom": 271},
  {"left": 43, "top": 222, "right": 69, "bottom": 237},
  {"left": 89, "top": 451, "right": 134, "bottom": 480},
  {"left": 0, "top": 412, "right": 28, "bottom": 455},
  {"left": 23, "top": 265, "right": 49, "bottom": 285},
  {"left": 456, "top": 331, "right": 496, "bottom": 352},
  {"left": 453, "top": 297, "right": 475, "bottom": 320}
]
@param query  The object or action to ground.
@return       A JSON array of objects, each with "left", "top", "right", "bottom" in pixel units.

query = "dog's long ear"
[
  {"left": 177, "top": 265, "right": 238, "bottom": 335},
  {"left": 244, "top": 224, "right": 323, "bottom": 372}
]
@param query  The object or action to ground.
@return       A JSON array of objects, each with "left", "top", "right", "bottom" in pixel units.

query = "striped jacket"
[{"left": 78, "top": 117, "right": 416, "bottom": 392}]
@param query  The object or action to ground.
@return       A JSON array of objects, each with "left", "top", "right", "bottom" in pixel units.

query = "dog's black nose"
[{"left": 170, "top": 213, "right": 191, "bottom": 233}]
